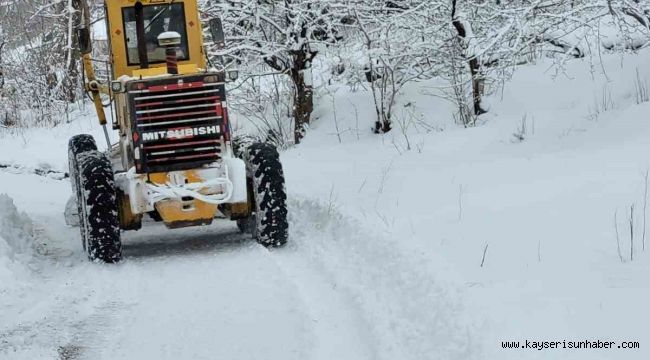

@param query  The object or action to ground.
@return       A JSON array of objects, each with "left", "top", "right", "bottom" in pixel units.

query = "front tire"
[
  {"left": 76, "top": 150, "right": 122, "bottom": 263},
  {"left": 67, "top": 135, "right": 97, "bottom": 232},
  {"left": 243, "top": 143, "right": 288, "bottom": 247},
  {"left": 68, "top": 134, "right": 97, "bottom": 193}
]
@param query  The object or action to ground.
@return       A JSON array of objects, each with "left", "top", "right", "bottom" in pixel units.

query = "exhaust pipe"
[{"left": 157, "top": 31, "right": 182, "bottom": 75}]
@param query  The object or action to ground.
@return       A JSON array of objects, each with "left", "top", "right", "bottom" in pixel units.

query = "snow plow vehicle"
[{"left": 68, "top": 0, "right": 288, "bottom": 263}]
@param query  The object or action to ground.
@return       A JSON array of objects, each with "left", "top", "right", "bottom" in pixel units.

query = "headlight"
[
  {"left": 204, "top": 75, "right": 220, "bottom": 83},
  {"left": 111, "top": 81, "right": 125, "bottom": 93}
]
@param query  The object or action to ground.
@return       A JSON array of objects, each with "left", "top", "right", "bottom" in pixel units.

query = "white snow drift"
[{"left": 0, "top": 194, "right": 35, "bottom": 292}]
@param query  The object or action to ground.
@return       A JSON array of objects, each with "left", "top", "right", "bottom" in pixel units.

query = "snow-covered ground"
[{"left": 2, "top": 48, "right": 650, "bottom": 359}]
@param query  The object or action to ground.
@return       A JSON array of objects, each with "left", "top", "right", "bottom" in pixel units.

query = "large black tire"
[
  {"left": 243, "top": 143, "right": 288, "bottom": 247},
  {"left": 68, "top": 135, "right": 97, "bottom": 243},
  {"left": 76, "top": 150, "right": 122, "bottom": 263},
  {"left": 68, "top": 134, "right": 97, "bottom": 191},
  {"left": 233, "top": 135, "right": 261, "bottom": 234}
]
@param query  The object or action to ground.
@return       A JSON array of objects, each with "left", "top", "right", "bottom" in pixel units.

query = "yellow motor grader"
[{"left": 68, "top": 0, "right": 288, "bottom": 262}]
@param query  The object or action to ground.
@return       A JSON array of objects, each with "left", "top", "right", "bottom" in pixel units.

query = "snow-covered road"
[
  {"left": 0, "top": 173, "right": 364, "bottom": 360},
  {"left": 0, "top": 170, "right": 470, "bottom": 360}
]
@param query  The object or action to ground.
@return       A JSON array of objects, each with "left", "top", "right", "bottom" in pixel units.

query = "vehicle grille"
[{"left": 128, "top": 75, "right": 228, "bottom": 173}]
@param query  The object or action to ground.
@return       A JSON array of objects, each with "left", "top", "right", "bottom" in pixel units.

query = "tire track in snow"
[
  {"left": 0, "top": 269, "right": 132, "bottom": 360},
  {"left": 263, "top": 244, "right": 379, "bottom": 360},
  {"left": 4, "top": 219, "right": 312, "bottom": 360},
  {"left": 287, "top": 198, "right": 481, "bottom": 360},
  {"left": 76, "top": 225, "right": 313, "bottom": 360},
  {"left": 60, "top": 299, "right": 136, "bottom": 360}
]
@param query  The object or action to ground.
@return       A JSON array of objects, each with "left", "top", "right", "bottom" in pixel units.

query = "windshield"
[{"left": 122, "top": 3, "right": 189, "bottom": 66}]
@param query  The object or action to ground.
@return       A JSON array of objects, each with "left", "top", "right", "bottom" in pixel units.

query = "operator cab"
[
  {"left": 122, "top": 3, "right": 189, "bottom": 66},
  {"left": 105, "top": 0, "right": 207, "bottom": 78}
]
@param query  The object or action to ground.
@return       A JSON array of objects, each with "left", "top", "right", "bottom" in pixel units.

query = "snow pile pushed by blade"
[{"left": 0, "top": 194, "right": 36, "bottom": 287}]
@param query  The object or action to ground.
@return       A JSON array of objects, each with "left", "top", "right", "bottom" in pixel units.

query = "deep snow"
[
  {"left": 282, "top": 48, "right": 650, "bottom": 359},
  {"left": 1, "top": 47, "right": 650, "bottom": 359},
  {"left": 0, "top": 194, "right": 35, "bottom": 297}
]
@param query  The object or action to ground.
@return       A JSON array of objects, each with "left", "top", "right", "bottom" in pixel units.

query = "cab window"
[{"left": 122, "top": 4, "right": 189, "bottom": 66}]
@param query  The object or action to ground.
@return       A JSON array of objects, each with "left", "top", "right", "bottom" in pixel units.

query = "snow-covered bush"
[
  {"left": 348, "top": 1, "right": 437, "bottom": 133},
  {"left": 228, "top": 74, "right": 295, "bottom": 150},
  {"left": 203, "top": 0, "right": 342, "bottom": 145},
  {"left": 0, "top": 0, "right": 89, "bottom": 128}
]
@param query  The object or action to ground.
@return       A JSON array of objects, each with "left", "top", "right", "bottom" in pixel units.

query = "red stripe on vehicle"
[
  {"left": 135, "top": 101, "right": 164, "bottom": 108},
  {"left": 148, "top": 153, "right": 219, "bottom": 163},
  {"left": 222, "top": 106, "right": 230, "bottom": 142},
  {"left": 148, "top": 81, "right": 205, "bottom": 92},
  {"left": 144, "top": 139, "right": 220, "bottom": 150},
  {"left": 137, "top": 109, "right": 218, "bottom": 122},
  {"left": 135, "top": 96, "right": 220, "bottom": 108}
]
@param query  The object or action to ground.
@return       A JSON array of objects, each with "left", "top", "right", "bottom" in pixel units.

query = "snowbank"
[
  {"left": 0, "top": 106, "right": 116, "bottom": 173},
  {"left": 0, "top": 194, "right": 35, "bottom": 288},
  {"left": 280, "top": 46, "right": 650, "bottom": 359}
]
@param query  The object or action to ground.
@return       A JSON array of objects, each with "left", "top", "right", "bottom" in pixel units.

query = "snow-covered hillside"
[{"left": 2, "top": 48, "right": 650, "bottom": 359}]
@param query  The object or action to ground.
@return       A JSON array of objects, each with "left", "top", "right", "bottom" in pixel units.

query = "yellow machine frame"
[
  {"left": 104, "top": 0, "right": 207, "bottom": 79},
  {"left": 80, "top": 0, "right": 249, "bottom": 228}
]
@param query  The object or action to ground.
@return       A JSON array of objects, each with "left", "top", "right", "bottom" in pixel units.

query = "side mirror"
[
  {"left": 77, "top": 28, "right": 92, "bottom": 55},
  {"left": 208, "top": 18, "right": 225, "bottom": 49}
]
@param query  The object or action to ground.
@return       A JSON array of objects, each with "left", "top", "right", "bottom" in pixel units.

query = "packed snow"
[
  {"left": 0, "top": 194, "right": 35, "bottom": 294},
  {"left": 2, "top": 43, "right": 650, "bottom": 360}
]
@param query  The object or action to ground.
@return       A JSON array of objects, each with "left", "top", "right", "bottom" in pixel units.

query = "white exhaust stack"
[{"left": 158, "top": 31, "right": 182, "bottom": 75}]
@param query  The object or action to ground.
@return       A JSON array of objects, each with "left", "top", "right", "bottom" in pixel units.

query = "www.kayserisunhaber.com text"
[{"left": 502, "top": 340, "right": 640, "bottom": 351}]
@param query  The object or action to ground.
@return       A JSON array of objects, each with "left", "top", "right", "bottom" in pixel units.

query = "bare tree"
[
  {"left": 345, "top": 1, "right": 441, "bottom": 133},
  {"left": 205, "top": 0, "right": 341, "bottom": 144},
  {"left": 0, "top": 0, "right": 89, "bottom": 127},
  {"left": 450, "top": 0, "right": 486, "bottom": 116}
]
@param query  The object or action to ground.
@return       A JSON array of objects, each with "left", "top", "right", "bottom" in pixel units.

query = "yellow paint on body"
[
  {"left": 100, "top": 0, "right": 225, "bottom": 227},
  {"left": 149, "top": 171, "right": 219, "bottom": 227},
  {"left": 132, "top": 64, "right": 201, "bottom": 78},
  {"left": 155, "top": 200, "right": 218, "bottom": 228}
]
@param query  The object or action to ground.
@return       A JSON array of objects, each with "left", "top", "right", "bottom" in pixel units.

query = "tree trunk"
[
  {"left": 290, "top": 50, "right": 316, "bottom": 144},
  {"left": 55, "top": 0, "right": 79, "bottom": 103},
  {"left": 0, "top": 42, "right": 5, "bottom": 90},
  {"left": 65, "top": 52, "right": 79, "bottom": 103},
  {"left": 264, "top": 47, "right": 316, "bottom": 145},
  {"left": 451, "top": 0, "right": 486, "bottom": 117},
  {"left": 468, "top": 58, "right": 486, "bottom": 116},
  {"left": 291, "top": 70, "right": 313, "bottom": 144}
]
